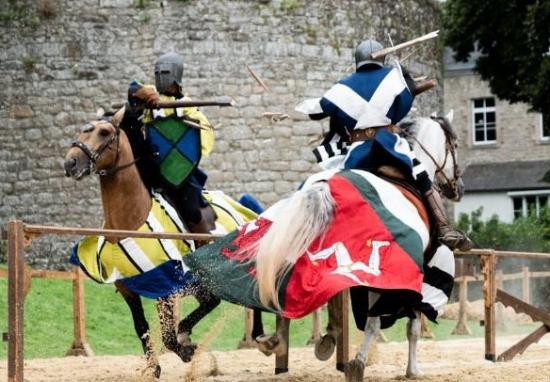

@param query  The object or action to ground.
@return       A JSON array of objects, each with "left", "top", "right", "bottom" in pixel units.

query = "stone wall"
[
  {"left": 444, "top": 73, "right": 549, "bottom": 168},
  {"left": 0, "top": 0, "right": 441, "bottom": 267}
]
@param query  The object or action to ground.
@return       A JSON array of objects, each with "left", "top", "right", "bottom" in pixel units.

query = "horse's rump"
[{"left": 186, "top": 169, "right": 431, "bottom": 319}]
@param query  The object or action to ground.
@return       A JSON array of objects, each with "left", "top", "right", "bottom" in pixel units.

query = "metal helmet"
[
  {"left": 154, "top": 52, "right": 184, "bottom": 94},
  {"left": 354, "top": 39, "right": 385, "bottom": 69}
]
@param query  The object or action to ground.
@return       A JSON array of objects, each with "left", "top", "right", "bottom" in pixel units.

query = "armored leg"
[{"left": 424, "top": 187, "right": 473, "bottom": 251}]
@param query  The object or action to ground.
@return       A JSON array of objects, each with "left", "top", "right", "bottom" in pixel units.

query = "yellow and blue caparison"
[{"left": 71, "top": 191, "right": 257, "bottom": 299}]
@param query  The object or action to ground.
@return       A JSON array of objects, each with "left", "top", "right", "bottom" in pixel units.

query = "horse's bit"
[{"left": 71, "top": 120, "right": 137, "bottom": 177}]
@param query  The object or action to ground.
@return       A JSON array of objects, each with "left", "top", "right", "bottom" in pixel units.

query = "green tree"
[
  {"left": 457, "top": 207, "right": 550, "bottom": 252},
  {"left": 443, "top": 0, "right": 550, "bottom": 113}
]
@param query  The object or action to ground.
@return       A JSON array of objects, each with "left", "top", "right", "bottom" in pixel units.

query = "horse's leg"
[
  {"left": 315, "top": 298, "right": 341, "bottom": 361},
  {"left": 256, "top": 314, "right": 290, "bottom": 357},
  {"left": 176, "top": 284, "right": 221, "bottom": 345},
  {"left": 157, "top": 296, "right": 195, "bottom": 363},
  {"left": 307, "top": 308, "right": 323, "bottom": 345},
  {"left": 115, "top": 281, "right": 161, "bottom": 378},
  {"left": 406, "top": 310, "right": 422, "bottom": 378},
  {"left": 251, "top": 308, "right": 265, "bottom": 339},
  {"left": 346, "top": 291, "right": 381, "bottom": 382}
]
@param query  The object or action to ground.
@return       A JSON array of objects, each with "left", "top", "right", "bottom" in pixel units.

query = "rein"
[
  {"left": 71, "top": 122, "right": 139, "bottom": 177},
  {"left": 411, "top": 117, "right": 462, "bottom": 193}
]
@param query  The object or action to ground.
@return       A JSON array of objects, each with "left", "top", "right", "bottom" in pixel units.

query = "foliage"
[
  {"left": 0, "top": 0, "right": 27, "bottom": 23},
  {"left": 443, "top": 0, "right": 550, "bottom": 114},
  {"left": 136, "top": 0, "right": 149, "bottom": 8},
  {"left": 37, "top": 0, "right": 58, "bottom": 19},
  {"left": 0, "top": 0, "right": 50, "bottom": 25},
  {"left": 22, "top": 57, "right": 38, "bottom": 73},
  {"left": 457, "top": 206, "right": 550, "bottom": 252},
  {"left": 280, "top": 0, "right": 301, "bottom": 12}
]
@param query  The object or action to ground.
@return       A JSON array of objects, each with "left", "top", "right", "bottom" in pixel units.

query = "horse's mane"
[
  {"left": 398, "top": 115, "right": 457, "bottom": 145},
  {"left": 397, "top": 118, "right": 420, "bottom": 146}
]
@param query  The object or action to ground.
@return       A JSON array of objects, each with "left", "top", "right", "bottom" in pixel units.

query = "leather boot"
[{"left": 424, "top": 187, "right": 473, "bottom": 251}]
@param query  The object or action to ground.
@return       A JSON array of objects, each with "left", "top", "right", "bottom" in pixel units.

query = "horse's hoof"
[
  {"left": 405, "top": 368, "right": 422, "bottom": 379},
  {"left": 177, "top": 344, "right": 197, "bottom": 363},
  {"left": 256, "top": 337, "right": 273, "bottom": 356},
  {"left": 141, "top": 364, "right": 161, "bottom": 380},
  {"left": 154, "top": 365, "right": 161, "bottom": 379},
  {"left": 177, "top": 332, "right": 192, "bottom": 346},
  {"left": 256, "top": 334, "right": 286, "bottom": 357},
  {"left": 306, "top": 335, "right": 321, "bottom": 345},
  {"left": 314, "top": 334, "right": 336, "bottom": 361},
  {"left": 345, "top": 358, "right": 365, "bottom": 382}
]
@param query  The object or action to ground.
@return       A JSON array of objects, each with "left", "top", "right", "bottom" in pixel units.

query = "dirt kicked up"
[{"left": 4, "top": 335, "right": 550, "bottom": 382}]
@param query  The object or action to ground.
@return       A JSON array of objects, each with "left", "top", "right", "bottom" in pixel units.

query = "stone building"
[
  {"left": 443, "top": 49, "right": 550, "bottom": 223},
  {"left": 0, "top": 0, "right": 442, "bottom": 267}
]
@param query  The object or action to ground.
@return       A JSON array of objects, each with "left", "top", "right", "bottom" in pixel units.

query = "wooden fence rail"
[
  {"left": 1, "top": 220, "right": 223, "bottom": 382},
  {"left": 451, "top": 266, "right": 550, "bottom": 337},
  {"left": 3, "top": 222, "right": 550, "bottom": 382},
  {"left": 454, "top": 249, "right": 550, "bottom": 361},
  {"left": 2, "top": 221, "right": 346, "bottom": 381}
]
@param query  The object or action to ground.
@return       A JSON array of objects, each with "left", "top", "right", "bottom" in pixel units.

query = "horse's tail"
[{"left": 253, "top": 181, "right": 335, "bottom": 311}]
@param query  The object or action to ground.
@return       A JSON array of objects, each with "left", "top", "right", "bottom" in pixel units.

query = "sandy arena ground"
[{"left": 4, "top": 335, "right": 550, "bottom": 382}]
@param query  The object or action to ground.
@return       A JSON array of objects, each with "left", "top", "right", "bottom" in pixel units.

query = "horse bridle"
[
  {"left": 411, "top": 116, "right": 463, "bottom": 195},
  {"left": 70, "top": 119, "right": 138, "bottom": 177}
]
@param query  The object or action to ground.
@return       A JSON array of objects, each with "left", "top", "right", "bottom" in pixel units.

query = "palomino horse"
[
  {"left": 246, "top": 112, "right": 462, "bottom": 380},
  {"left": 63, "top": 116, "right": 257, "bottom": 378}
]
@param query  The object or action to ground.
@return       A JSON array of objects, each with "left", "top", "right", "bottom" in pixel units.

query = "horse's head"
[
  {"left": 64, "top": 118, "right": 121, "bottom": 180},
  {"left": 405, "top": 110, "right": 465, "bottom": 201}
]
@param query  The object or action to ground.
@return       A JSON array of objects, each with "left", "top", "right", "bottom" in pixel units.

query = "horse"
[
  {"left": 254, "top": 111, "right": 462, "bottom": 381},
  {"left": 63, "top": 115, "right": 260, "bottom": 378},
  {"left": 184, "top": 111, "right": 462, "bottom": 379}
]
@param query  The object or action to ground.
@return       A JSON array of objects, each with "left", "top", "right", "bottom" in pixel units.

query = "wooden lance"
[
  {"left": 111, "top": 96, "right": 235, "bottom": 110},
  {"left": 371, "top": 30, "right": 439, "bottom": 60}
]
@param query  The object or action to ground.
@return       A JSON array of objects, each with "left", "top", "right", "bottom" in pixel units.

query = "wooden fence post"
[
  {"left": 66, "top": 267, "right": 93, "bottom": 356},
  {"left": 7, "top": 220, "right": 25, "bottom": 382},
  {"left": 495, "top": 270, "right": 509, "bottom": 330},
  {"left": 522, "top": 266, "right": 530, "bottom": 304},
  {"left": 452, "top": 276, "right": 472, "bottom": 335},
  {"left": 481, "top": 251, "right": 496, "bottom": 361},
  {"left": 335, "top": 289, "right": 349, "bottom": 372}
]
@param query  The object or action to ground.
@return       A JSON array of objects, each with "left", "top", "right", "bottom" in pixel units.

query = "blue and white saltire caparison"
[{"left": 296, "top": 60, "right": 428, "bottom": 187}]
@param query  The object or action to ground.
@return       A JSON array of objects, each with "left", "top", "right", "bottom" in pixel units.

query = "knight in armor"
[
  {"left": 120, "top": 52, "right": 215, "bottom": 233},
  {"left": 296, "top": 39, "right": 472, "bottom": 251}
]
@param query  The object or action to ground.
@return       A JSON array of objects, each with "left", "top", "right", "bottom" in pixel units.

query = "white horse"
[{"left": 252, "top": 111, "right": 462, "bottom": 380}]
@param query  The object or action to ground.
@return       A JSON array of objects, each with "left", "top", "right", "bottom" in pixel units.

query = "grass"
[
  {"left": 0, "top": 277, "right": 328, "bottom": 359},
  {"left": 0, "top": 276, "right": 540, "bottom": 359}
]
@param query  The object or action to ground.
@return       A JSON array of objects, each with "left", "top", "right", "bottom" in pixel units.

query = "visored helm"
[
  {"left": 154, "top": 52, "right": 184, "bottom": 94},
  {"left": 355, "top": 39, "right": 385, "bottom": 69}
]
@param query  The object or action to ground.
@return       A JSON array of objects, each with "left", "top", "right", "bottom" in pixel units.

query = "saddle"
[
  {"left": 375, "top": 166, "right": 433, "bottom": 239},
  {"left": 187, "top": 205, "right": 217, "bottom": 234}
]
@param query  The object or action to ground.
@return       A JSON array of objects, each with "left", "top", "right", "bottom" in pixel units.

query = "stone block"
[
  {"left": 10, "top": 105, "right": 34, "bottom": 119},
  {"left": 24, "top": 129, "right": 43, "bottom": 141}
]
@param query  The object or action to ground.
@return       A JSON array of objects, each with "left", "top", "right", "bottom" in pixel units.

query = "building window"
[
  {"left": 511, "top": 194, "right": 549, "bottom": 219},
  {"left": 542, "top": 114, "right": 550, "bottom": 140},
  {"left": 472, "top": 98, "right": 496, "bottom": 144}
]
